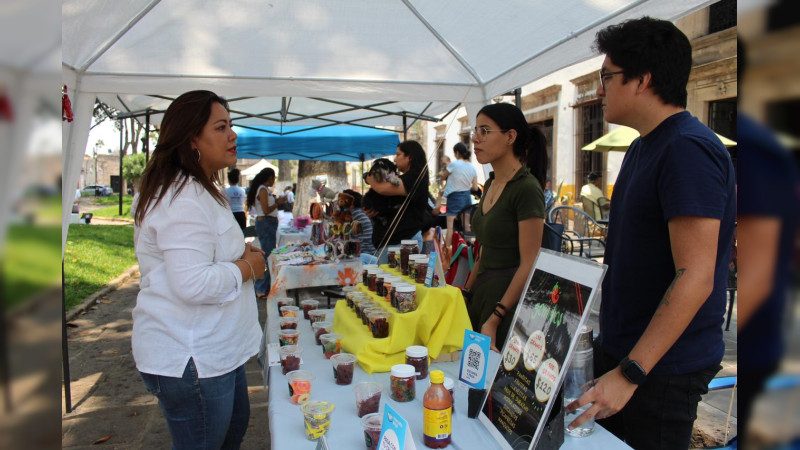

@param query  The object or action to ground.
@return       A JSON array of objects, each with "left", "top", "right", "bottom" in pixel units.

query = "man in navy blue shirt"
[{"left": 566, "top": 17, "right": 736, "bottom": 449}]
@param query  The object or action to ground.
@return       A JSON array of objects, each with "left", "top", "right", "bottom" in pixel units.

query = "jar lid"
[
  {"left": 443, "top": 377, "right": 454, "bottom": 390},
  {"left": 363, "top": 264, "right": 378, "bottom": 269},
  {"left": 401, "top": 240, "right": 418, "bottom": 246},
  {"left": 391, "top": 364, "right": 416, "bottom": 378},
  {"left": 388, "top": 246, "right": 401, "bottom": 252},
  {"left": 367, "top": 268, "right": 382, "bottom": 274},
  {"left": 406, "top": 345, "right": 428, "bottom": 357},
  {"left": 408, "top": 254, "right": 424, "bottom": 260},
  {"left": 384, "top": 276, "right": 402, "bottom": 283},
  {"left": 396, "top": 284, "right": 416, "bottom": 293},
  {"left": 414, "top": 257, "right": 429, "bottom": 264},
  {"left": 300, "top": 299, "right": 319, "bottom": 305}
]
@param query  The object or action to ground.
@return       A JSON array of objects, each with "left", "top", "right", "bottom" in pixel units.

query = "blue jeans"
[
  {"left": 140, "top": 359, "right": 250, "bottom": 450},
  {"left": 255, "top": 216, "right": 278, "bottom": 295},
  {"left": 445, "top": 190, "right": 471, "bottom": 216}
]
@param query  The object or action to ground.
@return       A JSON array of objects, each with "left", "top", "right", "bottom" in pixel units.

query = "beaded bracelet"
[{"left": 237, "top": 258, "right": 255, "bottom": 282}]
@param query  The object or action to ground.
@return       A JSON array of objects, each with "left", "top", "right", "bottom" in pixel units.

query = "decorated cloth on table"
[
  {"left": 334, "top": 266, "right": 472, "bottom": 374},
  {"left": 266, "top": 253, "right": 362, "bottom": 300}
]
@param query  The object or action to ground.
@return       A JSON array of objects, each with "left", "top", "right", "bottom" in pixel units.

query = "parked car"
[{"left": 81, "top": 184, "right": 113, "bottom": 196}]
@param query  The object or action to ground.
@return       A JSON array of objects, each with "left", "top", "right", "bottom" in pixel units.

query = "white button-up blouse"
[{"left": 132, "top": 178, "right": 262, "bottom": 378}]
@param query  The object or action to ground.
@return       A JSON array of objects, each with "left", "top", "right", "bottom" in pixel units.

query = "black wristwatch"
[
  {"left": 619, "top": 357, "right": 647, "bottom": 385},
  {"left": 461, "top": 288, "right": 473, "bottom": 301}
]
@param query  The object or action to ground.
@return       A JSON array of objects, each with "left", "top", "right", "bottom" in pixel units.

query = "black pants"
[
  {"left": 737, "top": 364, "right": 778, "bottom": 446},
  {"left": 232, "top": 211, "right": 246, "bottom": 231},
  {"left": 594, "top": 343, "right": 720, "bottom": 450}
]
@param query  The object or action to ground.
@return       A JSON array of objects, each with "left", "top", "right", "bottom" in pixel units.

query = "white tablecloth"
[
  {"left": 263, "top": 303, "right": 631, "bottom": 450},
  {"left": 276, "top": 226, "right": 311, "bottom": 248}
]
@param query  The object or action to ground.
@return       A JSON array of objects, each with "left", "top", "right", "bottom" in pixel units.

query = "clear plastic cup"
[
  {"left": 278, "top": 329, "right": 299, "bottom": 347},
  {"left": 276, "top": 297, "right": 294, "bottom": 310},
  {"left": 279, "top": 316, "right": 298, "bottom": 330},
  {"left": 286, "top": 370, "right": 315, "bottom": 405},
  {"left": 308, "top": 309, "right": 327, "bottom": 324},
  {"left": 329, "top": 352, "right": 357, "bottom": 385},
  {"left": 278, "top": 345, "right": 303, "bottom": 374},
  {"left": 320, "top": 333, "right": 342, "bottom": 359},
  {"left": 311, "top": 321, "right": 333, "bottom": 345},
  {"left": 279, "top": 305, "right": 300, "bottom": 318},
  {"left": 361, "top": 412, "right": 382, "bottom": 450},
  {"left": 300, "top": 299, "right": 319, "bottom": 319},
  {"left": 353, "top": 381, "right": 383, "bottom": 417},
  {"left": 301, "top": 401, "right": 335, "bottom": 440}
]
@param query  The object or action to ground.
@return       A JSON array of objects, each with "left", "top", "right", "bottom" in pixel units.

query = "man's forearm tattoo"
[{"left": 659, "top": 268, "right": 686, "bottom": 308}]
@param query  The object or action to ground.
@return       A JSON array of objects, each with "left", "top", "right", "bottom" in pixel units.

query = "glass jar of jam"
[
  {"left": 368, "top": 310, "right": 391, "bottom": 338},
  {"left": 362, "top": 264, "right": 378, "bottom": 286},
  {"left": 414, "top": 256, "right": 429, "bottom": 284},
  {"left": 367, "top": 268, "right": 382, "bottom": 292},
  {"left": 383, "top": 276, "right": 401, "bottom": 302},
  {"left": 387, "top": 246, "right": 401, "bottom": 269},
  {"left": 405, "top": 345, "right": 429, "bottom": 380},
  {"left": 389, "top": 364, "right": 416, "bottom": 402},
  {"left": 395, "top": 284, "right": 418, "bottom": 313},
  {"left": 399, "top": 240, "right": 419, "bottom": 276},
  {"left": 375, "top": 273, "right": 386, "bottom": 297}
]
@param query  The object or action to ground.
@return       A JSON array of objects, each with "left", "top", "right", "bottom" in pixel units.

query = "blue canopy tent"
[{"left": 234, "top": 125, "right": 400, "bottom": 161}]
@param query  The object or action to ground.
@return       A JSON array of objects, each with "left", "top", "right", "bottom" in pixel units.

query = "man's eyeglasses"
[
  {"left": 473, "top": 126, "right": 507, "bottom": 140},
  {"left": 599, "top": 70, "right": 625, "bottom": 90}
]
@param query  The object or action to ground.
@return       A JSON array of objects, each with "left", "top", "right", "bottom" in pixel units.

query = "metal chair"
[
  {"left": 581, "top": 196, "right": 604, "bottom": 222},
  {"left": 597, "top": 196, "right": 611, "bottom": 221},
  {"left": 547, "top": 205, "right": 608, "bottom": 258}
]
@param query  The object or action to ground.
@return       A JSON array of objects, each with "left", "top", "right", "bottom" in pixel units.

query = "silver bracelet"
[{"left": 236, "top": 258, "right": 255, "bottom": 282}]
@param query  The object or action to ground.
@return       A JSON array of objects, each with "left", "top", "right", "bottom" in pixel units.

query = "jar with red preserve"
[
  {"left": 367, "top": 268, "right": 382, "bottom": 292},
  {"left": 389, "top": 364, "right": 416, "bottom": 402},
  {"left": 414, "top": 256, "right": 429, "bottom": 284},
  {"left": 382, "top": 276, "right": 402, "bottom": 302},
  {"left": 405, "top": 345, "right": 429, "bottom": 380},
  {"left": 279, "top": 316, "right": 298, "bottom": 330},
  {"left": 387, "top": 246, "right": 401, "bottom": 269},
  {"left": 276, "top": 296, "right": 293, "bottom": 310},
  {"left": 300, "top": 299, "right": 319, "bottom": 319},
  {"left": 368, "top": 310, "right": 390, "bottom": 338},
  {"left": 375, "top": 273, "right": 386, "bottom": 297},
  {"left": 362, "top": 264, "right": 378, "bottom": 286},
  {"left": 399, "top": 240, "right": 419, "bottom": 275},
  {"left": 278, "top": 344, "right": 303, "bottom": 374},
  {"left": 311, "top": 321, "right": 332, "bottom": 345},
  {"left": 330, "top": 352, "right": 356, "bottom": 385},
  {"left": 362, "top": 306, "right": 382, "bottom": 326}
]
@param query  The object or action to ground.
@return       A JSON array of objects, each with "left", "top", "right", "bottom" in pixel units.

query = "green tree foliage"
[{"left": 123, "top": 153, "right": 147, "bottom": 194}]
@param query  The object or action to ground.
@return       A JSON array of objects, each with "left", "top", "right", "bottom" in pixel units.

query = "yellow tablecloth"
[{"left": 334, "top": 266, "right": 472, "bottom": 374}]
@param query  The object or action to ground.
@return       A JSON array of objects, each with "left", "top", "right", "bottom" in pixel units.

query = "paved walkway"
[{"left": 58, "top": 272, "right": 741, "bottom": 448}]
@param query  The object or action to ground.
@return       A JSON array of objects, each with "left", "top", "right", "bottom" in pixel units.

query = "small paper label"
[{"left": 267, "top": 343, "right": 280, "bottom": 367}]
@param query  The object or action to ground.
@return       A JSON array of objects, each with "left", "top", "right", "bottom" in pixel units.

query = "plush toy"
[
  {"left": 311, "top": 178, "right": 337, "bottom": 203},
  {"left": 332, "top": 192, "right": 354, "bottom": 224}
]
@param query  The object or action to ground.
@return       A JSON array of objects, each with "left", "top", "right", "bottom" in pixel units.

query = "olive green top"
[{"left": 471, "top": 167, "right": 545, "bottom": 274}]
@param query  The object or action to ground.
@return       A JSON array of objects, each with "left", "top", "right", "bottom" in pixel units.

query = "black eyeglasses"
[{"left": 599, "top": 70, "right": 625, "bottom": 90}]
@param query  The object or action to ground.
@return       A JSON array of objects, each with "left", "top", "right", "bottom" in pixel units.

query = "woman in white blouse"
[
  {"left": 132, "top": 90, "right": 265, "bottom": 449},
  {"left": 245, "top": 167, "right": 287, "bottom": 299}
]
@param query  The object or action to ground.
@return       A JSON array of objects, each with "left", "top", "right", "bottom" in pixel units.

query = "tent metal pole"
[
  {"left": 62, "top": 260, "right": 72, "bottom": 413},
  {"left": 403, "top": 114, "right": 407, "bottom": 141},
  {"left": 119, "top": 120, "right": 124, "bottom": 215},
  {"left": 515, "top": 88, "right": 522, "bottom": 108},
  {"left": 1, "top": 259, "right": 10, "bottom": 412}
]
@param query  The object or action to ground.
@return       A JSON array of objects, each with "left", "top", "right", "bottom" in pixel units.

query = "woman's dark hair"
[
  {"left": 246, "top": 168, "right": 275, "bottom": 210},
  {"left": 134, "top": 90, "right": 229, "bottom": 225},
  {"left": 227, "top": 168, "right": 240, "bottom": 185},
  {"left": 397, "top": 140, "right": 427, "bottom": 175},
  {"left": 477, "top": 103, "right": 547, "bottom": 188},
  {"left": 453, "top": 142, "right": 471, "bottom": 160},
  {"left": 594, "top": 16, "right": 691, "bottom": 108}
]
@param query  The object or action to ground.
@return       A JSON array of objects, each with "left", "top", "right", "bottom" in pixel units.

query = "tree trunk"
[{"left": 295, "top": 160, "right": 347, "bottom": 218}]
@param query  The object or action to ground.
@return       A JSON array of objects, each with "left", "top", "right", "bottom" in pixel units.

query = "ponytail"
[{"left": 525, "top": 126, "right": 547, "bottom": 188}]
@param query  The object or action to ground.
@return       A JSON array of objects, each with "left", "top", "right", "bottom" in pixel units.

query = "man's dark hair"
[
  {"left": 343, "top": 189, "right": 363, "bottom": 208},
  {"left": 227, "top": 168, "right": 240, "bottom": 185},
  {"left": 594, "top": 16, "right": 692, "bottom": 108},
  {"left": 588, "top": 172, "right": 600, "bottom": 182}
]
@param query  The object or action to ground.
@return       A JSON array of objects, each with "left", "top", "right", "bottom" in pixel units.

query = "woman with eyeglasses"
[
  {"left": 132, "top": 90, "right": 265, "bottom": 449},
  {"left": 461, "top": 103, "right": 547, "bottom": 351}
]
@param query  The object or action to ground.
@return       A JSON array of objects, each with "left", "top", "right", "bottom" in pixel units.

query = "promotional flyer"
[{"left": 478, "top": 250, "right": 606, "bottom": 450}]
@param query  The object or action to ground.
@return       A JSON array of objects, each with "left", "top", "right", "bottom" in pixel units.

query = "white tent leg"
[{"left": 61, "top": 85, "right": 94, "bottom": 258}]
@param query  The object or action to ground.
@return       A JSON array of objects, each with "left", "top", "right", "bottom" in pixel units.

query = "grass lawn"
[
  {"left": 91, "top": 196, "right": 134, "bottom": 218},
  {"left": 90, "top": 194, "right": 133, "bottom": 206},
  {"left": 63, "top": 224, "right": 136, "bottom": 311},
  {"left": 4, "top": 225, "right": 62, "bottom": 309}
]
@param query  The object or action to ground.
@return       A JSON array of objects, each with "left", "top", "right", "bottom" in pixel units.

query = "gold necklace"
[{"left": 485, "top": 165, "right": 521, "bottom": 207}]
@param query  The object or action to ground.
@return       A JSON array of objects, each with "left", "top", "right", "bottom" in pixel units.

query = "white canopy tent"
[{"left": 62, "top": 0, "right": 715, "bottom": 255}]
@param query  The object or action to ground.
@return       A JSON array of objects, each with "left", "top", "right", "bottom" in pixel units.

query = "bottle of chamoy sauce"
[{"left": 423, "top": 370, "right": 452, "bottom": 448}]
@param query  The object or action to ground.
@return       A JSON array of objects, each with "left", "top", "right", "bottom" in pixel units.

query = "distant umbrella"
[{"left": 582, "top": 126, "right": 736, "bottom": 152}]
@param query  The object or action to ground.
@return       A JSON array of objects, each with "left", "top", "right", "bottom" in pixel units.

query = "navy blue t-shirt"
[
  {"left": 738, "top": 113, "right": 800, "bottom": 370},
  {"left": 599, "top": 111, "right": 736, "bottom": 376}
]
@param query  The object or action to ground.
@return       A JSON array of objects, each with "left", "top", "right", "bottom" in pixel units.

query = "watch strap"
[{"left": 619, "top": 356, "right": 647, "bottom": 385}]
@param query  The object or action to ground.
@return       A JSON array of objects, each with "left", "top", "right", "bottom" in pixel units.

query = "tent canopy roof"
[
  {"left": 63, "top": 0, "right": 714, "bottom": 127},
  {"left": 234, "top": 125, "right": 400, "bottom": 161}
]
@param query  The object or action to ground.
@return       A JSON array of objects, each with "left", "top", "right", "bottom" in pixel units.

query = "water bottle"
[{"left": 564, "top": 325, "right": 595, "bottom": 437}]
